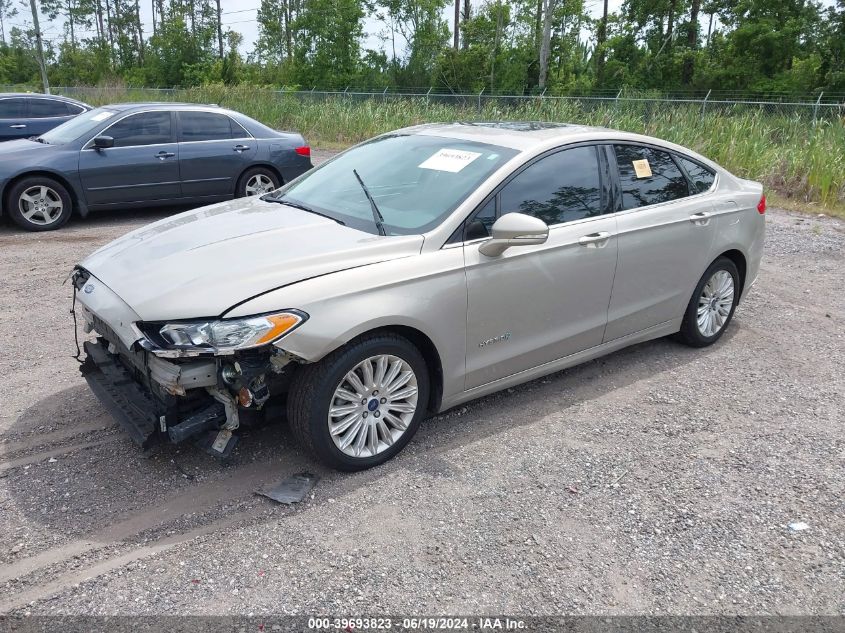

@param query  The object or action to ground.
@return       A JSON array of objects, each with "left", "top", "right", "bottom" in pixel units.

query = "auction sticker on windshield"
[{"left": 419, "top": 148, "right": 482, "bottom": 173}]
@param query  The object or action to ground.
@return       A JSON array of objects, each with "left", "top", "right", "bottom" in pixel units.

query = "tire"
[
  {"left": 288, "top": 333, "right": 430, "bottom": 471},
  {"left": 6, "top": 176, "right": 73, "bottom": 231},
  {"left": 675, "top": 256, "right": 740, "bottom": 348},
  {"left": 236, "top": 167, "right": 280, "bottom": 198}
]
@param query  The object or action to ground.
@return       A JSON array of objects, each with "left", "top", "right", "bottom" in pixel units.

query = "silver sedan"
[{"left": 72, "top": 122, "right": 766, "bottom": 470}]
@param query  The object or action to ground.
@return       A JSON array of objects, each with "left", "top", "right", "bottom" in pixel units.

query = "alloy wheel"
[
  {"left": 19, "top": 186, "right": 63, "bottom": 226},
  {"left": 244, "top": 174, "right": 275, "bottom": 196},
  {"left": 697, "top": 269, "right": 735, "bottom": 337},
  {"left": 327, "top": 354, "right": 419, "bottom": 458}
]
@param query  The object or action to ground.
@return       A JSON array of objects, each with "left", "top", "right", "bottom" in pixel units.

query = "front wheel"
[
  {"left": 675, "top": 256, "right": 740, "bottom": 347},
  {"left": 6, "top": 177, "right": 73, "bottom": 231},
  {"left": 236, "top": 167, "right": 280, "bottom": 198},
  {"left": 287, "top": 333, "right": 430, "bottom": 471}
]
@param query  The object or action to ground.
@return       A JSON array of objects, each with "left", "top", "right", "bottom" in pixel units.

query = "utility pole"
[
  {"left": 29, "top": 0, "right": 50, "bottom": 94},
  {"left": 453, "top": 0, "right": 459, "bottom": 48},
  {"left": 461, "top": 0, "right": 470, "bottom": 49},
  {"left": 596, "top": 0, "right": 609, "bottom": 86},
  {"left": 215, "top": 0, "right": 224, "bottom": 59},
  {"left": 538, "top": 0, "right": 553, "bottom": 89}
]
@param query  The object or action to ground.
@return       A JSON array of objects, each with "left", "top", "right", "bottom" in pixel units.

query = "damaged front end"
[{"left": 72, "top": 268, "right": 304, "bottom": 457}]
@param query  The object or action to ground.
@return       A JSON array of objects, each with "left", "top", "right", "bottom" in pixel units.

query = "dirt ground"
[{"left": 0, "top": 149, "right": 843, "bottom": 616}]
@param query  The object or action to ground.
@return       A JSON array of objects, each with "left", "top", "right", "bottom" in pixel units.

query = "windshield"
[
  {"left": 39, "top": 107, "right": 117, "bottom": 145},
  {"left": 275, "top": 134, "right": 518, "bottom": 235}
]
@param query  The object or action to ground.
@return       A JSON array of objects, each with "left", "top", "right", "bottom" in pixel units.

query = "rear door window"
[
  {"left": 29, "top": 98, "right": 71, "bottom": 117},
  {"left": 0, "top": 98, "right": 26, "bottom": 117},
  {"left": 613, "top": 144, "right": 691, "bottom": 210},
  {"left": 178, "top": 111, "right": 245, "bottom": 142},
  {"left": 678, "top": 157, "right": 716, "bottom": 193}
]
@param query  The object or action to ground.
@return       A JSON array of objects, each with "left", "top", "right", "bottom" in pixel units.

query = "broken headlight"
[{"left": 150, "top": 310, "right": 307, "bottom": 354}]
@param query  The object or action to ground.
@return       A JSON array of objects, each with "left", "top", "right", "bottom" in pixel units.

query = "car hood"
[
  {"left": 80, "top": 197, "right": 425, "bottom": 321},
  {"left": 0, "top": 139, "right": 56, "bottom": 164}
]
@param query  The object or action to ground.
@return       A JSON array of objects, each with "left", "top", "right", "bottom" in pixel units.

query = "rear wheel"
[
  {"left": 287, "top": 333, "right": 430, "bottom": 471},
  {"left": 7, "top": 176, "right": 72, "bottom": 231},
  {"left": 676, "top": 256, "right": 740, "bottom": 347},
  {"left": 236, "top": 167, "right": 280, "bottom": 198}
]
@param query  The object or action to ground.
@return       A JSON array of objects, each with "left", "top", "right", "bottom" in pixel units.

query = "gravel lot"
[{"left": 0, "top": 148, "right": 843, "bottom": 616}]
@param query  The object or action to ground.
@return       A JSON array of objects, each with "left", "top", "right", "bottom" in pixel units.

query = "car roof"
[
  {"left": 100, "top": 102, "right": 235, "bottom": 113},
  {"left": 398, "top": 121, "right": 608, "bottom": 150},
  {"left": 0, "top": 92, "right": 89, "bottom": 106},
  {"left": 400, "top": 121, "right": 719, "bottom": 167}
]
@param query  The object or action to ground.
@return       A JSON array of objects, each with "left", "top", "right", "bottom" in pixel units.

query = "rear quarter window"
[
  {"left": 613, "top": 144, "right": 691, "bottom": 210},
  {"left": 678, "top": 157, "right": 716, "bottom": 193}
]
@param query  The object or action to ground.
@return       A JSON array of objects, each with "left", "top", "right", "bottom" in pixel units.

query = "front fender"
[
  {"left": 225, "top": 247, "right": 469, "bottom": 403},
  {"left": 0, "top": 163, "right": 87, "bottom": 217}
]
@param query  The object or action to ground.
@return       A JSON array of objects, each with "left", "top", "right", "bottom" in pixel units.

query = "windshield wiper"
[
  {"left": 352, "top": 169, "right": 387, "bottom": 237},
  {"left": 265, "top": 195, "right": 345, "bottom": 225},
  {"left": 31, "top": 137, "right": 48, "bottom": 144}
]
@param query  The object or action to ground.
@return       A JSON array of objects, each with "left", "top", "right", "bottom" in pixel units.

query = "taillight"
[
  {"left": 295, "top": 146, "right": 310, "bottom": 157},
  {"left": 757, "top": 193, "right": 766, "bottom": 214}
]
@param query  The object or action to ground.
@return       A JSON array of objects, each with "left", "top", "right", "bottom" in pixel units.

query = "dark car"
[
  {"left": 0, "top": 103, "right": 313, "bottom": 231},
  {"left": 0, "top": 93, "right": 91, "bottom": 141}
]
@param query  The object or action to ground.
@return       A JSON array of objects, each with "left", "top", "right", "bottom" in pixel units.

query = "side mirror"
[
  {"left": 478, "top": 212, "right": 549, "bottom": 257},
  {"left": 93, "top": 135, "right": 114, "bottom": 150}
]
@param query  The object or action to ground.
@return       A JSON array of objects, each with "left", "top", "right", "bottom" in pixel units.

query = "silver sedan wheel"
[
  {"left": 244, "top": 174, "right": 276, "bottom": 196},
  {"left": 697, "top": 270, "right": 735, "bottom": 337},
  {"left": 328, "top": 354, "right": 419, "bottom": 459},
  {"left": 19, "top": 185, "right": 63, "bottom": 226}
]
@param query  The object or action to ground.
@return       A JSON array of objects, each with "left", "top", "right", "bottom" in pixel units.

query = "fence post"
[
  {"left": 383, "top": 86, "right": 388, "bottom": 101},
  {"left": 701, "top": 89, "right": 711, "bottom": 117},
  {"left": 426, "top": 87, "right": 432, "bottom": 103},
  {"left": 813, "top": 92, "right": 824, "bottom": 124},
  {"left": 478, "top": 88, "right": 484, "bottom": 114},
  {"left": 615, "top": 88, "right": 623, "bottom": 110}
]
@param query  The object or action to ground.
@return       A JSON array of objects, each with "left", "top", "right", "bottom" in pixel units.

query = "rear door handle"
[
  {"left": 233, "top": 144, "right": 250, "bottom": 152},
  {"left": 9, "top": 124, "right": 26, "bottom": 129},
  {"left": 689, "top": 211, "right": 712, "bottom": 225},
  {"left": 156, "top": 151, "right": 176, "bottom": 160},
  {"left": 578, "top": 231, "right": 612, "bottom": 248}
]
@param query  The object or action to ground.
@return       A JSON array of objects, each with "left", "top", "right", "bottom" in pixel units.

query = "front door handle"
[
  {"left": 156, "top": 151, "right": 176, "bottom": 160},
  {"left": 689, "top": 211, "right": 712, "bottom": 225},
  {"left": 233, "top": 144, "right": 250, "bottom": 152},
  {"left": 578, "top": 231, "right": 612, "bottom": 248},
  {"left": 9, "top": 124, "right": 26, "bottom": 129}
]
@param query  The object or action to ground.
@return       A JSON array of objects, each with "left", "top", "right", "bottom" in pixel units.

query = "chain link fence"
[
  {"left": 297, "top": 88, "right": 845, "bottom": 121},
  {"left": 7, "top": 85, "right": 845, "bottom": 121}
]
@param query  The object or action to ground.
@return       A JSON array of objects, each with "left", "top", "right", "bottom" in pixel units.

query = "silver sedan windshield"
[{"left": 276, "top": 134, "right": 517, "bottom": 235}]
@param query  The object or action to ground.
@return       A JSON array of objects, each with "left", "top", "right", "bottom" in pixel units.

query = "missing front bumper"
[{"left": 80, "top": 339, "right": 227, "bottom": 451}]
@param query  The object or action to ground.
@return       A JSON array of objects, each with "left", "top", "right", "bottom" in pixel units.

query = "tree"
[
  {"left": 0, "top": 0, "right": 18, "bottom": 45},
  {"left": 377, "top": 0, "right": 449, "bottom": 87},
  {"left": 293, "top": 0, "right": 364, "bottom": 88}
]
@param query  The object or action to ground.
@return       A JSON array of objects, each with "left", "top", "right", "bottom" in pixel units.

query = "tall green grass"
[{"left": 68, "top": 84, "right": 845, "bottom": 212}]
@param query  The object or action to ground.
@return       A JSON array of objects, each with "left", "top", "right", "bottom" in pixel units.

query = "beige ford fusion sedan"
[{"left": 72, "top": 122, "right": 765, "bottom": 470}]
